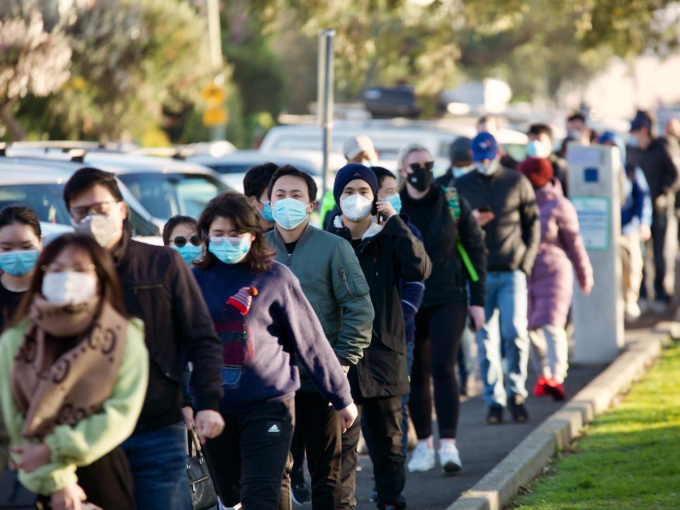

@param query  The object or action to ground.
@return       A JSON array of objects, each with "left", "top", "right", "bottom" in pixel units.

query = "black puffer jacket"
[
  {"left": 456, "top": 166, "right": 540, "bottom": 275},
  {"left": 326, "top": 214, "right": 432, "bottom": 398},
  {"left": 112, "top": 236, "right": 223, "bottom": 434},
  {"left": 400, "top": 185, "right": 486, "bottom": 308}
]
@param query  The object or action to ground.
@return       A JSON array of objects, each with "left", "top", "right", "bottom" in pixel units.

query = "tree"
[{"left": 0, "top": 6, "right": 71, "bottom": 140}]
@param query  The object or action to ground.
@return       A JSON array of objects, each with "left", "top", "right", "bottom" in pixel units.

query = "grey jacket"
[{"left": 265, "top": 224, "right": 374, "bottom": 367}]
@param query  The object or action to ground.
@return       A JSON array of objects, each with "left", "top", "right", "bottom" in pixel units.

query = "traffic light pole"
[{"left": 318, "top": 30, "right": 335, "bottom": 199}]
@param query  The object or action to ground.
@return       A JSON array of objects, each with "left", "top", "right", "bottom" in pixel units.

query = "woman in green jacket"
[{"left": 0, "top": 233, "right": 149, "bottom": 510}]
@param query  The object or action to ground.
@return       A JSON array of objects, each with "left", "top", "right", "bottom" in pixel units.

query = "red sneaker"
[
  {"left": 544, "top": 378, "right": 566, "bottom": 401},
  {"left": 533, "top": 375, "right": 547, "bottom": 397}
]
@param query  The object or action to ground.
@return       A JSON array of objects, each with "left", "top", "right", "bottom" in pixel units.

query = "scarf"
[{"left": 11, "top": 295, "right": 128, "bottom": 439}]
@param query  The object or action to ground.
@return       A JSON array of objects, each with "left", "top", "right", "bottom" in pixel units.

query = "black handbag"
[{"left": 186, "top": 427, "right": 218, "bottom": 510}]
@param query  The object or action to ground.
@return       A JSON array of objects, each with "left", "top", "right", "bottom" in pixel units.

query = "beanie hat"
[
  {"left": 630, "top": 110, "right": 653, "bottom": 133},
  {"left": 333, "top": 163, "right": 379, "bottom": 204},
  {"left": 518, "top": 157, "right": 554, "bottom": 188},
  {"left": 227, "top": 287, "right": 258, "bottom": 315},
  {"left": 449, "top": 136, "right": 472, "bottom": 163},
  {"left": 471, "top": 132, "right": 499, "bottom": 162}
]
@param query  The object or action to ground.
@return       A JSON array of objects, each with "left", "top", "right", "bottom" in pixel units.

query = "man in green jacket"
[{"left": 265, "top": 165, "right": 374, "bottom": 509}]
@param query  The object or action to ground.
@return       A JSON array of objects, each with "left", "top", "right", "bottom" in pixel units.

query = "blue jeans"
[
  {"left": 122, "top": 423, "right": 191, "bottom": 510},
  {"left": 475, "top": 271, "right": 530, "bottom": 407}
]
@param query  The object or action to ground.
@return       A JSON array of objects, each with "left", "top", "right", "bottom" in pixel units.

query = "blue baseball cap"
[{"left": 471, "top": 132, "right": 499, "bottom": 162}]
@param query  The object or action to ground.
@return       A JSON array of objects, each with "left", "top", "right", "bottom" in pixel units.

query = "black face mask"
[{"left": 408, "top": 162, "right": 435, "bottom": 191}]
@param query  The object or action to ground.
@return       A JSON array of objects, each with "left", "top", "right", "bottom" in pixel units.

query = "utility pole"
[
  {"left": 207, "top": 0, "right": 226, "bottom": 141},
  {"left": 318, "top": 30, "right": 335, "bottom": 198}
]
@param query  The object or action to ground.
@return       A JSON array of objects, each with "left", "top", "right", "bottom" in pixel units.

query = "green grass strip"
[{"left": 511, "top": 341, "right": 680, "bottom": 510}]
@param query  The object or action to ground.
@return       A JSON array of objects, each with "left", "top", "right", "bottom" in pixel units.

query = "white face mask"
[
  {"left": 474, "top": 160, "right": 500, "bottom": 176},
  {"left": 42, "top": 272, "right": 98, "bottom": 305},
  {"left": 340, "top": 194, "right": 373, "bottom": 222},
  {"left": 74, "top": 214, "right": 122, "bottom": 247}
]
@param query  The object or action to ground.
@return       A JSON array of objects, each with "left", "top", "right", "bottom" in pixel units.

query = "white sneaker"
[
  {"left": 407, "top": 442, "right": 435, "bottom": 472},
  {"left": 438, "top": 442, "right": 462, "bottom": 475}
]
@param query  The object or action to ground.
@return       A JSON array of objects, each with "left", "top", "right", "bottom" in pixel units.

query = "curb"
[{"left": 446, "top": 325, "right": 676, "bottom": 510}]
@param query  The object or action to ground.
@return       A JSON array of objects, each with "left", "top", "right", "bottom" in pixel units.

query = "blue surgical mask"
[
  {"left": 208, "top": 236, "right": 252, "bottom": 264},
  {"left": 172, "top": 244, "right": 203, "bottom": 265},
  {"left": 452, "top": 165, "right": 473, "bottom": 178},
  {"left": 628, "top": 136, "right": 640, "bottom": 149},
  {"left": 526, "top": 140, "right": 550, "bottom": 158},
  {"left": 272, "top": 198, "right": 310, "bottom": 230},
  {"left": 260, "top": 201, "right": 275, "bottom": 223},
  {"left": 381, "top": 194, "right": 402, "bottom": 215},
  {"left": 0, "top": 249, "right": 39, "bottom": 277}
]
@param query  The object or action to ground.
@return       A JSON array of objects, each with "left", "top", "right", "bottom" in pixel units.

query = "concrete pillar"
[{"left": 567, "top": 143, "right": 625, "bottom": 363}]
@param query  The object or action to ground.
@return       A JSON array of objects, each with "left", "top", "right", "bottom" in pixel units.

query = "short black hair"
[
  {"left": 528, "top": 123, "right": 553, "bottom": 141},
  {"left": 371, "top": 166, "right": 397, "bottom": 188},
  {"left": 0, "top": 205, "right": 41, "bottom": 238},
  {"left": 63, "top": 167, "right": 124, "bottom": 210},
  {"left": 162, "top": 215, "right": 197, "bottom": 246},
  {"left": 567, "top": 112, "right": 587, "bottom": 124},
  {"left": 268, "top": 165, "right": 318, "bottom": 202},
  {"left": 243, "top": 162, "right": 279, "bottom": 199}
]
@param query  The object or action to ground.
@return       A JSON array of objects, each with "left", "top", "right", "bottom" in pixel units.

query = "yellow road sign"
[
  {"left": 203, "top": 106, "right": 227, "bottom": 126},
  {"left": 201, "top": 84, "right": 226, "bottom": 104}
]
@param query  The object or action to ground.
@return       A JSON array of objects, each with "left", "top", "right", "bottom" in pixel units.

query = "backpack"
[{"left": 441, "top": 185, "right": 480, "bottom": 283}]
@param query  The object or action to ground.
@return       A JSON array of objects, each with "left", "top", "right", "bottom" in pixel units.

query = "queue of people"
[{"left": 0, "top": 109, "right": 677, "bottom": 510}]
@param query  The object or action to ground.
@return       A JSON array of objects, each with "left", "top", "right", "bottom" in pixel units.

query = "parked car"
[
  {"left": 0, "top": 157, "right": 162, "bottom": 243},
  {"left": 187, "top": 150, "right": 343, "bottom": 197},
  {"left": 4, "top": 149, "right": 229, "bottom": 227}
]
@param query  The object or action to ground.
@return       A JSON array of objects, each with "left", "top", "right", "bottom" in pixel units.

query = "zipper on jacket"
[
  {"left": 286, "top": 253, "right": 292, "bottom": 267},
  {"left": 133, "top": 284, "right": 163, "bottom": 294},
  {"left": 339, "top": 269, "right": 355, "bottom": 298}
]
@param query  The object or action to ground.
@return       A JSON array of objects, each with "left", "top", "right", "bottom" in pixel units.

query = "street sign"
[
  {"left": 201, "top": 84, "right": 226, "bottom": 104},
  {"left": 203, "top": 107, "right": 227, "bottom": 126}
]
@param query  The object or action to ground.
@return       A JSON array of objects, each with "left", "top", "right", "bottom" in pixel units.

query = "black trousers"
[
  {"left": 340, "top": 370, "right": 405, "bottom": 510},
  {"left": 291, "top": 388, "right": 342, "bottom": 509},
  {"left": 641, "top": 211, "right": 672, "bottom": 301},
  {"left": 204, "top": 400, "right": 295, "bottom": 510},
  {"left": 410, "top": 301, "right": 467, "bottom": 439},
  {"left": 37, "top": 447, "right": 136, "bottom": 510}
]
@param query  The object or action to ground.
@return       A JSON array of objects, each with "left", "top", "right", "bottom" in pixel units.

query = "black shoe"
[
  {"left": 486, "top": 405, "right": 503, "bottom": 424},
  {"left": 291, "top": 468, "right": 311, "bottom": 505},
  {"left": 508, "top": 395, "right": 529, "bottom": 422}
]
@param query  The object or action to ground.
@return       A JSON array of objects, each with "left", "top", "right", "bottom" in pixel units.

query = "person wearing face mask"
[
  {"left": 0, "top": 206, "right": 44, "bottom": 474},
  {"left": 326, "top": 163, "right": 432, "bottom": 510},
  {"left": 518, "top": 157, "right": 593, "bottom": 401},
  {"left": 0, "top": 233, "right": 149, "bottom": 510},
  {"left": 62, "top": 168, "right": 224, "bottom": 510},
  {"left": 191, "top": 191, "right": 358, "bottom": 510},
  {"left": 397, "top": 144, "right": 486, "bottom": 475},
  {"left": 321, "top": 135, "right": 380, "bottom": 230},
  {"left": 263, "top": 165, "right": 373, "bottom": 509},
  {"left": 527, "top": 123, "right": 569, "bottom": 197},
  {"left": 163, "top": 215, "right": 202, "bottom": 265},
  {"left": 433, "top": 136, "right": 474, "bottom": 188},
  {"left": 456, "top": 132, "right": 540, "bottom": 425},
  {"left": 627, "top": 110, "right": 680, "bottom": 313},
  {"left": 244, "top": 162, "right": 279, "bottom": 232},
  {"left": 566, "top": 112, "right": 591, "bottom": 147},
  {"left": 0, "top": 206, "right": 43, "bottom": 333}
]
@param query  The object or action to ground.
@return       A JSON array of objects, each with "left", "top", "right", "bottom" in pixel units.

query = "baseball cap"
[
  {"left": 630, "top": 110, "right": 653, "bottom": 132},
  {"left": 471, "top": 132, "right": 498, "bottom": 162},
  {"left": 343, "top": 135, "right": 377, "bottom": 161}
]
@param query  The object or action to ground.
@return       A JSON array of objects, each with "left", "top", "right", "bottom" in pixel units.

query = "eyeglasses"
[
  {"left": 69, "top": 201, "right": 119, "bottom": 222},
  {"left": 42, "top": 263, "right": 96, "bottom": 274},
  {"left": 409, "top": 161, "right": 434, "bottom": 172},
  {"left": 172, "top": 235, "right": 202, "bottom": 248}
]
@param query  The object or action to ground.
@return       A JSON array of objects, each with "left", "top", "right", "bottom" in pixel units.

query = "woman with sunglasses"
[
  {"left": 163, "top": 215, "right": 203, "bottom": 266},
  {"left": 397, "top": 144, "right": 487, "bottom": 475},
  {"left": 0, "top": 233, "right": 149, "bottom": 510},
  {"left": 192, "top": 191, "right": 357, "bottom": 510}
]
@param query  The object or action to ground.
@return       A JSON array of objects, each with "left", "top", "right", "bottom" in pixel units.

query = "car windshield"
[
  {"left": 0, "top": 183, "right": 71, "bottom": 225},
  {"left": 117, "top": 172, "right": 227, "bottom": 220}
]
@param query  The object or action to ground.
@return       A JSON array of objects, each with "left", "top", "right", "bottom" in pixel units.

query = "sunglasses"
[
  {"left": 172, "top": 235, "right": 201, "bottom": 248},
  {"left": 409, "top": 161, "right": 434, "bottom": 172}
]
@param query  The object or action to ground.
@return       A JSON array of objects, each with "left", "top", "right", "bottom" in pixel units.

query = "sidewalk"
[{"left": 312, "top": 316, "right": 670, "bottom": 510}]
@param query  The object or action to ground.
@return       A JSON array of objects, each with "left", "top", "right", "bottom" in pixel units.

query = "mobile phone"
[
  {"left": 478, "top": 205, "right": 492, "bottom": 213},
  {"left": 467, "top": 315, "right": 476, "bottom": 331}
]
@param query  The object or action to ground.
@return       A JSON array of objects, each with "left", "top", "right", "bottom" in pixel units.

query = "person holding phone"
[
  {"left": 397, "top": 144, "right": 487, "bottom": 475},
  {"left": 326, "top": 163, "right": 432, "bottom": 510}
]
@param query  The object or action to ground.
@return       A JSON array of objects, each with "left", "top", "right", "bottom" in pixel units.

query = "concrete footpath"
[{"left": 304, "top": 319, "right": 676, "bottom": 510}]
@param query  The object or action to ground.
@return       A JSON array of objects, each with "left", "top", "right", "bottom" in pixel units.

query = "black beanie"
[{"left": 333, "top": 163, "right": 379, "bottom": 204}]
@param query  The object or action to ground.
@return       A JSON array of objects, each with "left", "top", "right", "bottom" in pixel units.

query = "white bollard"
[{"left": 567, "top": 143, "right": 625, "bottom": 363}]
